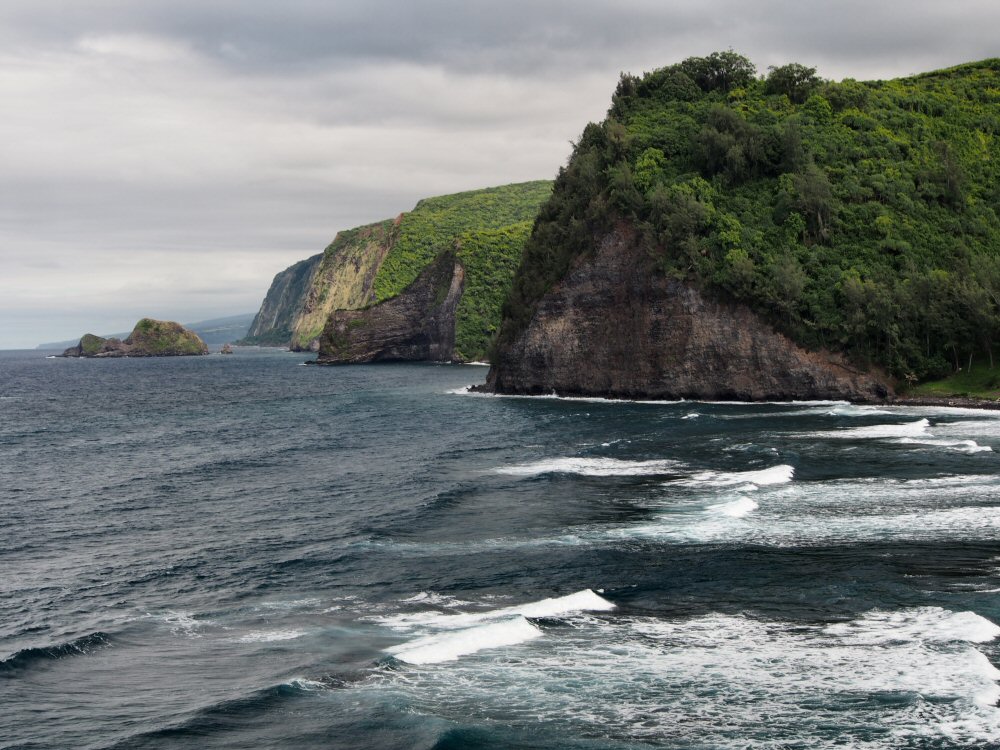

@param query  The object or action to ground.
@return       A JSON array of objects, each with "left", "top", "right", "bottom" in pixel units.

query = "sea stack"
[{"left": 61, "top": 318, "right": 209, "bottom": 358}]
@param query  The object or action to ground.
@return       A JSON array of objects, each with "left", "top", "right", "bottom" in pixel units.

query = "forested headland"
[{"left": 499, "top": 53, "right": 1000, "bottom": 387}]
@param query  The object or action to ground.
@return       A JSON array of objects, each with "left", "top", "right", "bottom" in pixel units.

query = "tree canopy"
[{"left": 500, "top": 54, "right": 1000, "bottom": 382}]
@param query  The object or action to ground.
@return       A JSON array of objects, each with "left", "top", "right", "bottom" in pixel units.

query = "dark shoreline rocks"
[
  {"left": 312, "top": 250, "right": 465, "bottom": 365},
  {"left": 61, "top": 319, "right": 209, "bottom": 358}
]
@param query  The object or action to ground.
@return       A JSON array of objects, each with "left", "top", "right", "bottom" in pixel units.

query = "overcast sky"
[{"left": 2, "top": 1, "right": 997, "bottom": 347}]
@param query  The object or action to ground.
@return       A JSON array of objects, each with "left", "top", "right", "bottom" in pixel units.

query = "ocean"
[{"left": 2, "top": 347, "right": 999, "bottom": 749}]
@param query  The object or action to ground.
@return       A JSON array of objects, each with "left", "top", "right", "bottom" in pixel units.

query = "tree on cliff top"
[{"left": 499, "top": 53, "right": 1000, "bottom": 382}]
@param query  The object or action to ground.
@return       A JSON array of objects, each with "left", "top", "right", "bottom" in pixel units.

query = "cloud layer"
[{"left": 2, "top": 1, "right": 997, "bottom": 347}]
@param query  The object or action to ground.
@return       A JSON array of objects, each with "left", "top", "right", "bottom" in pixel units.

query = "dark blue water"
[{"left": 3, "top": 348, "right": 1000, "bottom": 749}]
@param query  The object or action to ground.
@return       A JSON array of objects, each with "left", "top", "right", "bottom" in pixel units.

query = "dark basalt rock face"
[
  {"left": 61, "top": 319, "right": 209, "bottom": 358},
  {"left": 315, "top": 250, "right": 465, "bottom": 364},
  {"left": 482, "top": 228, "right": 891, "bottom": 402}
]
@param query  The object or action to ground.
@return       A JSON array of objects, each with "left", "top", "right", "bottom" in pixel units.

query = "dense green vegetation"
[
  {"left": 79, "top": 334, "right": 104, "bottom": 356},
  {"left": 128, "top": 318, "right": 207, "bottom": 355},
  {"left": 501, "top": 52, "right": 1000, "bottom": 382},
  {"left": 908, "top": 361, "right": 1000, "bottom": 399},
  {"left": 373, "top": 181, "right": 552, "bottom": 303},
  {"left": 453, "top": 221, "right": 534, "bottom": 360}
]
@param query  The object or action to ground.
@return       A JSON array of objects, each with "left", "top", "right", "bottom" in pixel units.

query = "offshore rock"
[
  {"left": 61, "top": 319, "right": 209, "bottom": 358},
  {"left": 315, "top": 250, "right": 465, "bottom": 364},
  {"left": 482, "top": 228, "right": 890, "bottom": 402}
]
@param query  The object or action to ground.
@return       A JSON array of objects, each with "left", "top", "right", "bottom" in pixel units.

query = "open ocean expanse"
[{"left": 3, "top": 347, "right": 1000, "bottom": 749}]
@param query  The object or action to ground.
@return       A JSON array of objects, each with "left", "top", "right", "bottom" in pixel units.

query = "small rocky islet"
[{"left": 61, "top": 318, "right": 209, "bottom": 358}]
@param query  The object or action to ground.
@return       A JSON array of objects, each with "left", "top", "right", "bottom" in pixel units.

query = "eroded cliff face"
[
  {"left": 483, "top": 228, "right": 891, "bottom": 401},
  {"left": 289, "top": 219, "right": 399, "bottom": 351},
  {"left": 242, "top": 255, "right": 322, "bottom": 345},
  {"left": 315, "top": 251, "right": 465, "bottom": 364}
]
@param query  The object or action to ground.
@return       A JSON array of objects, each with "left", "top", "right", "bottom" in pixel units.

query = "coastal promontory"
[
  {"left": 61, "top": 319, "right": 209, "bottom": 358},
  {"left": 483, "top": 54, "right": 1000, "bottom": 401}
]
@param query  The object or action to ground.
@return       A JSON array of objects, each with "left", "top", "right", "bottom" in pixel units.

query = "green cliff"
[
  {"left": 289, "top": 219, "right": 399, "bottom": 350},
  {"left": 246, "top": 181, "right": 551, "bottom": 360},
  {"left": 490, "top": 53, "right": 1000, "bottom": 396}
]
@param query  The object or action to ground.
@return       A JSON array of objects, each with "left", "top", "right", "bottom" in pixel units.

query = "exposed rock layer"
[
  {"left": 243, "top": 255, "right": 322, "bottom": 345},
  {"left": 482, "top": 228, "right": 891, "bottom": 401},
  {"left": 315, "top": 251, "right": 465, "bottom": 364},
  {"left": 62, "top": 319, "right": 209, "bottom": 358},
  {"left": 290, "top": 219, "right": 399, "bottom": 351}
]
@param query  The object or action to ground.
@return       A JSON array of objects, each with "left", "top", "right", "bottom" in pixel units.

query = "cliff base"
[{"left": 482, "top": 228, "right": 891, "bottom": 402}]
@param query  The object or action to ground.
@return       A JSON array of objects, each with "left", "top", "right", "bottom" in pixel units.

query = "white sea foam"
[
  {"left": 257, "top": 597, "right": 321, "bottom": 611},
  {"left": 369, "top": 607, "right": 1000, "bottom": 747},
  {"left": 448, "top": 388, "right": 685, "bottom": 405},
  {"left": 824, "top": 607, "right": 1000, "bottom": 646},
  {"left": 235, "top": 629, "right": 307, "bottom": 643},
  {"left": 401, "top": 591, "right": 474, "bottom": 608},
  {"left": 707, "top": 497, "right": 759, "bottom": 517},
  {"left": 159, "top": 611, "right": 209, "bottom": 637},
  {"left": 816, "top": 418, "right": 932, "bottom": 439},
  {"left": 683, "top": 464, "right": 794, "bottom": 487},
  {"left": 287, "top": 677, "right": 327, "bottom": 691},
  {"left": 387, "top": 616, "right": 543, "bottom": 664},
  {"left": 494, "top": 457, "right": 681, "bottom": 477},
  {"left": 823, "top": 403, "right": 893, "bottom": 416},
  {"left": 379, "top": 589, "right": 616, "bottom": 631},
  {"left": 896, "top": 437, "right": 993, "bottom": 453}
]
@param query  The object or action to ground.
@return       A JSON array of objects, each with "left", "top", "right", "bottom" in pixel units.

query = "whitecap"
[
  {"left": 235, "top": 629, "right": 306, "bottom": 643},
  {"left": 824, "top": 404, "right": 893, "bottom": 416},
  {"left": 387, "top": 616, "right": 543, "bottom": 664},
  {"left": 401, "top": 591, "right": 473, "bottom": 608},
  {"left": 369, "top": 607, "right": 1000, "bottom": 747},
  {"left": 256, "top": 597, "right": 321, "bottom": 611},
  {"left": 824, "top": 607, "right": 1000, "bottom": 645},
  {"left": 682, "top": 464, "right": 794, "bottom": 487},
  {"left": 494, "top": 457, "right": 681, "bottom": 477},
  {"left": 895, "top": 437, "right": 993, "bottom": 453},
  {"left": 378, "top": 589, "right": 615, "bottom": 632},
  {"left": 707, "top": 497, "right": 759, "bottom": 517},
  {"left": 820, "top": 418, "right": 931, "bottom": 439},
  {"left": 159, "top": 611, "right": 209, "bottom": 637},
  {"left": 287, "top": 677, "right": 327, "bottom": 691}
]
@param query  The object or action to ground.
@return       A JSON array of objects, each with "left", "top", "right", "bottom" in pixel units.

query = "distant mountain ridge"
[{"left": 37, "top": 313, "right": 255, "bottom": 350}]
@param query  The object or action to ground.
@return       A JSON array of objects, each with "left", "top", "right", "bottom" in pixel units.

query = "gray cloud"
[{"left": 1, "top": 0, "right": 998, "bottom": 347}]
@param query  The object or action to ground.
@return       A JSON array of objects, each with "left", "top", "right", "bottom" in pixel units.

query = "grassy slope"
[
  {"left": 907, "top": 360, "right": 1000, "bottom": 399},
  {"left": 373, "top": 181, "right": 552, "bottom": 304},
  {"left": 499, "top": 55, "right": 1000, "bottom": 386},
  {"left": 453, "top": 221, "right": 534, "bottom": 361}
]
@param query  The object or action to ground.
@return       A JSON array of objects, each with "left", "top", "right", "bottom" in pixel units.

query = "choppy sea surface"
[{"left": 3, "top": 348, "right": 1000, "bottom": 749}]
